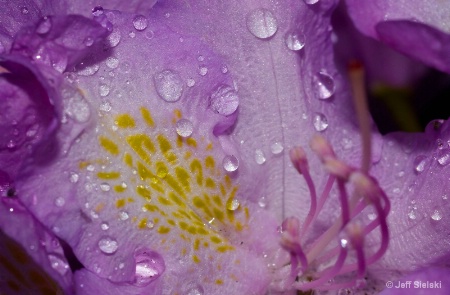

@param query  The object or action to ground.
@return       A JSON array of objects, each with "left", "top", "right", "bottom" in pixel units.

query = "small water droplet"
[
  {"left": 246, "top": 9, "right": 278, "bottom": 39},
  {"left": 436, "top": 149, "right": 450, "bottom": 166},
  {"left": 107, "top": 31, "right": 121, "bottom": 47},
  {"left": 258, "top": 197, "right": 267, "bottom": 208},
  {"left": 184, "top": 284, "right": 204, "bottom": 295},
  {"left": 48, "top": 254, "right": 69, "bottom": 275},
  {"left": 101, "top": 222, "right": 109, "bottom": 230},
  {"left": 98, "top": 237, "right": 118, "bottom": 254},
  {"left": 106, "top": 57, "right": 119, "bottom": 69},
  {"left": 313, "top": 112, "right": 328, "bottom": 131},
  {"left": 119, "top": 211, "right": 129, "bottom": 221},
  {"left": 408, "top": 209, "right": 417, "bottom": 220},
  {"left": 198, "top": 67, "right": 208, "bottom": 76},
  {"left": 270, "top": 142, "right": 284, "bottom": 155},
  {"left": 176, "top": 119, "right": 194, "bottom": 138},
  {"left": 223, "top": 155, "right": 239, "bottom": 172},
  {"left": 54, "top": 197, "right": 65, "bottom": 207},
  {"left": 443, "top": 194, "right": 448, "bottom": 200},
  {"left": 36, "top": 17, "right": 52, "bottom": 34},
  {"left": 197, "top": 55, "right": 205, "bottom": 62},
  {"left": 100, "top": 183, "right": 110, "bottom": 192},
  {"left": 413, "top": 155, "right": 427, "bottom": 173},
  {"left": 304, "top": 0, "right": 319, "bottom": 4},
  {"left": 210, "top": 85, "right": 239, "bottom": 116},
  {"left": 186, "top": 78, "right": 196, "bottom": 87},
  {"left": 100, "top": 101, "right": 112, "bottom": 112},
  {"left": 154, "top": 70, "right": 184, "bottom": 102},
  {"left": 21, "top": 7, "right": 29, "bottom": 14},
  {"left": 90, "top": 210, "right": 99, "bottom": 219},
  {"left": 221, "top": 65, "right": 228, "bottom": 74},
  {"left": 70, "top": 172, "right": 79, "bottom": 183},
  {"left": 431, "top": 210, "right": 442, "bottom": 221},
  {"left": 285, "top": 32, "right": 305, "bottom": 51},
  {"left": 129, "top": 31, "right": 136, "bottom": 38},
  {"left": 397, "top": 171, "right": 405, "bottom": 178},
  {"left": 133, "top": 250, "right": 165, "bottom": 287},
  {"left": 314, "top": 70, "right": 335, "bottom": 99},
  {"left": 92, "top": 6, "right": 104, "bottom": 17},
  {"left": 99, "top": 84, "right": 110, "bottom": 97},
  {"left": 341, "top": 138, "right": 353, "bottom": 149},
  {"left": 226, "top": 199, "right": 240, "bottom": 211},
  {"left": 84, "top": 37, "right": 94, "bottom": 47},
  {"left": 87, "top": 165, "right": 95, "bottom": 172},
  {"left": 133, "top": 15, "right": 148, "bottom": 31},
  {"left": 255, "top": 149, "right": 266, "bottom": 165},
  {"left": 340, "top": 239, "right": 348, "bottom": 248}
]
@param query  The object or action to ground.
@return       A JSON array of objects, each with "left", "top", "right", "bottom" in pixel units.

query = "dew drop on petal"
[
  {"left": 36, "top": 17, "right": 52, "bottom": 34},
  {"left": 84, "top": 37, "right": 94, "bottom": 47},
  {"left": 99, "top": 84, "right": 110, "bottom": 97},
  {"left": 313, "top": 112, "right": 328, "bottom": 131},
  {"left": 413, "top": 155, "right": 427, "bottom": 173},
  {"left": 223, "top": 155, "right": 239, "bottom": 172},
  {"left": 106, "top": 57, "right": 119, "bottom": 69},
  {"left": 77, "top": 64, "right": 99, "bottom": 76},
  {"left": 21, "top": 7, "right": 29, "bottom": 14},
  {"left": 63, "top": 88, "right": 91, "bottom": 123},
  {"left": 436, "top": 149, "right": 450, "bottom": 166},
  {"left": 314, "top": 70, "right": 335, "bottom": 99},
  {"left": 186, "top": 78, "right": 195, "bottom": 87},
  {"left": 198, "top": 67, "right": 208, "bottom": 76},
  {"left": 246, "top": 9, "right": 278, "bottom": 39},
  {"left": 431, "top": 209, "right": 442, "bottom": 221},
  {"left": 176, "top": 119, "right": 194, "bottom": 138},
  {"left": 69, "top": 172, "right": 79, "bottom": 183},
  {"left": 210, "top": 85, "right": 239, "bottom": 116},
  {"left": 100, "top": 183, "right": 110, "bottom": 192},
  {"left": 101, "top": 222, "right": 109, "bottom": 230},
  {"left": 226, "top": 199, "right": 240, "bottom": 211},
  {"left": 107, "top": 31, "right": 121, "bottom": 48},
  {"left": 154, "top": 70, "right": 184, "bottom": 102},
  {"left": 92, "top": 6, "right": 104, "bottom": 17},
  {"left": 133, "top": 15, "right": 148, "bottom": 31},
  {"left": 119, "top": 211, "right": 129, "bottom": 221},
  {"left": 407, "top": 210, "right": 416, "bottom": 220},
  {"left": 304, "top": 0, "right": 319, "bottom": 4},
  {"left": 270, "top": 142, "right": 284, "bottom": 155},
  {"left": 54, "top": 197, "right": 65, "bottom": 207},
  {"left": 340, "top": 239, "right": 348, "bottom": 248},
  {"left": 48, "top": 254, "right": 69, "bottom": 275},
  {"left": 133, "top": 250, "right": 165, "bottom": 287},
  {"left": 221, "top": 65, "right": 228, "bottom": 74},
  {"left": 255, "top": 149, "right": 266, "bottom": 165},
  {"left": 285, "top": 32, "right": 305, "bottom": 51},
  {"left": 100, "top": 101, "right": 112, "bottom": 112},
  {"left": 184, "top": 283, "right": 204, "bottom": 295},
  {"left": 98, "top": 237, "right": 118, "bottom": 254}
]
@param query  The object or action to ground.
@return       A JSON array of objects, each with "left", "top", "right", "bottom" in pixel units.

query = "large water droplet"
[
  {"left": 431, "top": 209, "right": 442, "bottom": 221},
  {"left": 107, "top": 31, "right": 121, "bottom": 48},
  {"left": 436, "top": 149, "right": 450, "bottom": 166},
  {"left": 106, "top": 57, "right": 119, "bottom": 69},
  {"left": 36, "top": 17, "right": 52, "bottom": 34},
  {"left": 98, "top": 237, "right": 118, "bottom": 254},
  {"left": 77, "top": 64, "right": 100, "bottom": 76},
  {"left": 154, "top": 70, "right": 184, "bottom": 102},
  {"left": 255, "top": 149, "right": 266, "bottom": 165},
  {"left": 210, "top": 85, "right": 239, "bottom": 116},
  {"left": 285, "top": 32, "right": 305, "bottom": 51},
  {"left": 176, "top": 119, "right": 194, "bottom": 138},
  {"left": 413, "top": 155, "right": 427, "bottom": 173},
  {"left": 314, "top": 70, "right": 335, "bottom": 99},
  {"left": 223, "top": 155, "right": 239, "bottom": 172},
  {"left": 133, "top": 15, "right": 148, "bottom": 31},
  {"left": 92, "top": 6, "right": 104, "bottom": 17},
  {"left": 48, "top": 254, "right": 69, "bottom": 275},
  {"left": 246, "top": 9, "right": 278, "bottom": 39},
  {"left": 270, "top": 142, "right": 284, "bottom": 155},
  {"left": 313, "top": 112, "right": 328, "bottom": 131},
  {"left": 133, "top": 250, "right": 165, "bottom": 287}
]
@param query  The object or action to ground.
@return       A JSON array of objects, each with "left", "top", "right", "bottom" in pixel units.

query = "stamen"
[
  {"left": 348, "top": 61, "right": 371, "bottom": 173},
  {"left": 280, "top": 217, "right": 308, "bottom": 274}
]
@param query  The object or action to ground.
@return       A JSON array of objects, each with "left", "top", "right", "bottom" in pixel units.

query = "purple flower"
[{"left": 1, "top": 1, "right": 449, "bottom": 295}]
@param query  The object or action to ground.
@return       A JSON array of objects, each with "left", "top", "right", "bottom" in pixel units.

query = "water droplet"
[
  {"left": 154, "top": 70, "right": 184, "bottom": 102},
  {"left": 84, "top": 37, "right": 94, "bottom": 47},
  {"left": 77, "top": 64, "right": 99, "bottom": 76},
  {"left": 221, "top": 65, "right": 228, "bottom": 74},
  {"left": 184, "top": 283, "right": 204, "bottom": 295},
  {"left": 133, "top": 15, "right": 148, "bottom": 31},
  {"left": 431, "top": 210, "right": 442, "bottom": 221},
  {"left": 223, "top": 155, "right": 239, "bottom": 172},
  {"left": 21, "top": 7, "right": 29, "bottom": 14},
  {"left": 313, "top": 112, "right": 328, "bottom": 131},
  {"left": 62, "top": 88, "right": 90, "bottom": 123},
  {"left": 107, "top": 31, "right": 121, "bottom": 48},
  {"left": 98, "top": 237, "right": 118, "bottom": 254},
  {"left": 436, "top": 149, "right": 450, "bottom": 166},
  {"left": 255, "top": 149, "right": 266, "bottom": 165},
  {"left": 87, "top": 165, "right": 95, "bottom": 172},
  {"left": 48, "top": 254, "right": 69, "bottom": 275},
  {"left": 436, "top": 139, "right": 445, "bottom": 149},
  {"left": 341, "top": 138, "right": 353, "bottom": 149},
  {"left": 129, "top": 31, "right": 136, "bottom": 38},
  {"left": 100, "top": 101, "right": 112, "bottom": 112},
  {"left": 54, "top": 197, "right": 65, "bottom": 207},
  {"left": 176, "top": 119, "right": 194, "bottom": 138},
  {"left": 36, "top": 17, "right": 52, "bottom": 34},
  {"left": 246, "top": 9, "right": 278, "bottom": 39},
  {"left": 92, "top": 6, "right": 104, "bottom": 17},
  {"left": 101, "top": 222, "right": 109, "bottom": 230},
  {"left": 70, "top": 172, "right": 79, "bottom": 183},
  {"left": 270, "top": 142, "right": 284, "bottom": 155},
  {"left": 285, "top": 32, "right": 305, "bottom": 51},
  {"left": 413, "top": 155, "right": 427, "bottom": 173},
  {"left": 99, "top": 84, "right": 110, "bottom": 97},
  {"left": 304, "top": 0, "right": 319, "bottom": 4},
  {"left": 90, "top": 210, "right": 99, "bottom": 219},
  {"left": 443, "top": 194, "right": 448, "bottom": 200},
  {"left": 100, "top": 183, "right": 110, "bottom": 192},
  {"left": 314, "top": 70, "right": 335, "bottom": 99},
  {"left": 133, "top": 250, "right": 165, "bottom": 287},
  {"left": 210, "top": 85, "right": 239, "bottom": 116},
  {"left": 226, "top": 199, "right": 240, "bottom": 211},
  {"left": 186, "top": 78, "right": 196, "bottom": 87},
  {"left": 106, "top": 57, "right": 119, "bottom": 69},
  {"left": 198, "top": 67, "right": 208, "bottom": 76},
  {"left": 197, "top": 55, "right": 205, "bottom": 62},
  {"left": 340, "top": 239, "right": 348, "bottom": 248},
  {"left": 119, "top": 211, "right": 129, "bottom": 221}
]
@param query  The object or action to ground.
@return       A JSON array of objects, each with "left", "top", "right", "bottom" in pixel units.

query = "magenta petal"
[{"left": 376, "top": 20, "right": 450, "bottom": 74}]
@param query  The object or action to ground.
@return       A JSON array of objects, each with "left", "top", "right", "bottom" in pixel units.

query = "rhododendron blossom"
[{"left": 1, "top": 1, "right": 449, "bottom": 295}]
